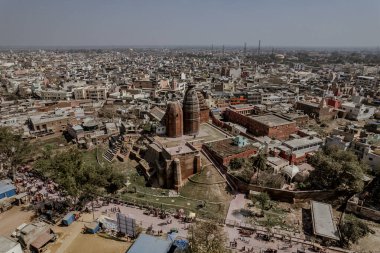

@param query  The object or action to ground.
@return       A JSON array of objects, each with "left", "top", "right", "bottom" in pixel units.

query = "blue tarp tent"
[
  {"left": 62, "top": 212, "right": 75, "bottom": 226},
  {"left": 0, "top": 180, "right": 16, "bottom": 200},
  {"left": 85, "top": 221, "right": 100, "bottom": 234}
]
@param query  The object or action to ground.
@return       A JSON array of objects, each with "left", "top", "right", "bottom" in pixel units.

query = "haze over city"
[
  {"left": 1, "top": 1, "right": 380, "bottom": 253},
  {"left": 0, "top": 0, "right": 380, "bottom": 48}
]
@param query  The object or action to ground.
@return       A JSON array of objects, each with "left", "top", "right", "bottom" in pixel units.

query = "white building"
[
  {"left": 0, "top": 236, "right": 23, "bottom": 253},
  {"left": 341, "top": 102, "right": 375, "bottom": 121},
  {"left": 356, "top": 76, "right": 376, "bottom": 86},
  {"left": 73, "top": 86, "right": 108, "bottom": 100},
  {"left": 40, "top": 90, "right": 72, "bottom": 100},
  {"left": 325, "top": 135, "right": 350, "bottom": 151}
]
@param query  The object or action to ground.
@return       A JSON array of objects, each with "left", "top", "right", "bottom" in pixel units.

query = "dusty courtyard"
[
  {"left": 0, "top": 206, "right": 35, "bottom": 236},
  {"left": 47, "top": 212, "right": 131, "bottom": 253}
]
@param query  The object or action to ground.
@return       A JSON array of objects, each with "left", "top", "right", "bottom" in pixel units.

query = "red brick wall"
[
  {"left": 200, "top": 109, "right": 210, "bottom": 123},
  {"left": 222, "top": 149, "right": 257, "bottom": 165},
  {"left": 224, "top": 109, "right": 297, "bottom": 140}
]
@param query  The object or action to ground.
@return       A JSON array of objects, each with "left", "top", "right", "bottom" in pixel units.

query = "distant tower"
[
  {"left": 164, "top": 101, "right": 183, "bottom": 138},
  {"left": 183, "top": 84, "right": 200, "bottom": 135},
  {"left": 258, "top": 40, "right": 261, "bottom": 55},
  {"left": 244, "top": 42, "right": 247, "bottom": 57},
  {"left": 222, "top": 45, "right": 225, "bottom": 55}
]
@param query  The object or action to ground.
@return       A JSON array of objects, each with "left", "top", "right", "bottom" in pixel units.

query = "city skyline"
[{"left": 0, "top": 0, "right": 379, "bottom": 48}]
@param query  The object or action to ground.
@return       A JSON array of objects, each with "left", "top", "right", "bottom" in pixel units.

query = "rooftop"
[
  {"left": 205, "top": 137, "right": 258, "bottom": 158},
  {"left": 283, "top": 136, "right": 323, "bottom": 149},
  {"left": 164, "top": 144, "right": 194, "bottom": 156},
  {"left": 0, "top": 236, "right": 19, "bottom": 252},
  {"left": 30, "top": 115, "right": 69, "bottom": 125},
  {"left": 311, "top": 201, "right": 340, "bottom": 241},
  {"left": 127, "top": 234, "right": 172, "bottom": 253},
  {"left": 0, "top": 180, "right": 16, "bottom": 194},
  {"left": 250, "top": 114, "right": 294, "bottom": 127}
]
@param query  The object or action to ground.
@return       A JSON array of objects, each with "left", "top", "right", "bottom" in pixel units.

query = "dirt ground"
[
  {"left": 63, "top": 233, "right": 130, "bottom": 253},
  {"left": 0, "top": 205, "right": 35, "bottom": 236},
  {"left": 352, "top": 225, "right": 380, "bottom": 253},
  {"left": 47, "top": 212, "right": 131, "bottom": 253}
]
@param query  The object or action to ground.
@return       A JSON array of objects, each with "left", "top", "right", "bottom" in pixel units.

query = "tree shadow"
[{"left": 302, "top": 208, "right": 313, "bottom": 236}]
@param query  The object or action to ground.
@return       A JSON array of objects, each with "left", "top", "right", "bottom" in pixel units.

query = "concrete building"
[
  {"left": 40, "top": 90, "right": 72, "bottom": 100},
  {"left": 203, "top": 136, "right": 259, "bottom": 166},
  {"left": 28, "top": 115, "right": 72, "bottom": 134},
  {"left": 224, "top": 111, "right": 298, "bottom": 140},
  {"left": 17, "top": 221, "right": 56, "bottom": 252},
  {"left": 356, "top": 76, "right": 376, "bottom": 86},
  {"left": 296, "top": 99, "right": 338, "bottom": 121},
  {"left": 0, "top": 236, "right": 23, "bottom": 253},
  {"left": 341, "top": 102, "right": 375, "bottom": 120},
  {"left": 278, "top": 136, "right": 323, "bottom": 164},
  {"left": 228, "top": 104, "right": 256, "bottom": 115},
  {"left": 73, "top": 86, "right": 108, "bottom": 100}
]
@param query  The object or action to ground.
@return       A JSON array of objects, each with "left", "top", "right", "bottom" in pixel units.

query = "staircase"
[{"left": 103, "top": 136, "right": 123, "bottom": 162}]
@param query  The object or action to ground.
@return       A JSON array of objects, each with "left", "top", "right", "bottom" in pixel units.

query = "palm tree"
[{"left": 252, "top": 152, "right": 267, "bottom": 185}]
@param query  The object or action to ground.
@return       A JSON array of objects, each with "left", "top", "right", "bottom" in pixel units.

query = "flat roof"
[
  {"left": 310, "top": 201, "right": 340, "bottom": 240},
  {"left": 0, "top": 236, "right": 19, "bottom": 252},
  {"left": 0, "top": 181, "right": 16, "bottom": 194},
  {"left": 30, "top": 115, "right": 69, "bottom": 125},
  {"left": 165, "top": 145, "right": 194, "bottom": 156},
  {"left": 205, "top": 138, "right": 258, "bottom": 158},
  {"left": 250, "top": 114, "right": 294, "bottom": 127},
  {"left": 230, "top": 104, "right": 255, "bottom": 109},
  {"left": 284, "top": 137, "right": 323, "bottom": 149},
  {"left": 127, "top": 234, "right": 172, "bottom": 253}
]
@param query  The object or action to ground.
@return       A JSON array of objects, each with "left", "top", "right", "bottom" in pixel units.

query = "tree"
[
  {"left": 34, "top": 147, "right": 126, "bottom": 204},
  {"left": 252, "top": 152, "right": 267, "bottom": 172},
  {"left": 229, "top": 158, "right": 244, "bottom": 170},
  {"left": 255, "top": 192, "right": 271, "bottom": 211},
  {"left": 0, "top": 127, "right": 31, "bottom": 177},
  {"left": 251, "top": 152, "right": 267, "bottom": 184},
  {"left": 188, "top": 221, "right": 230, "bottom": 253},
  {"left": 339, "top": 215, "right": 370, "bottom": 248},
  {"left": 307, "top": 147, "right": 367, "bottom": 195}
]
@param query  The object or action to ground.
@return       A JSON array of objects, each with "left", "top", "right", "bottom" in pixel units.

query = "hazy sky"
[{"left": 0, "top": 0, "right": 379, "bottom": 48}]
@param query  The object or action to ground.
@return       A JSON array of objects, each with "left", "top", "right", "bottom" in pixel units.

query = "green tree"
[
  {"left": 255, "top": 192, "right": 271, "bottom": 211},
  {"left": 229, "top": 158, "right": 243, "bottom": 170},
  {"left": 339, "top": 215, "right": 370, "bottom": 248},
  {"left": 0, "top": 127, "right": 31, "bottom": 177},
  {"left": 251, "top": 152, "right": 267, "bottom": 184},
  {"left": 188, "top": 221, "right": 230, "bottom": 253},
  {"left": 252, "top": 152, "right": 267, "bottom": 172},
  {"left": 307, "top": 147, "right": 367, "bottom": 195},
  {"left": 34, "top": 147, "right": 126, "bottom": 204}
]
